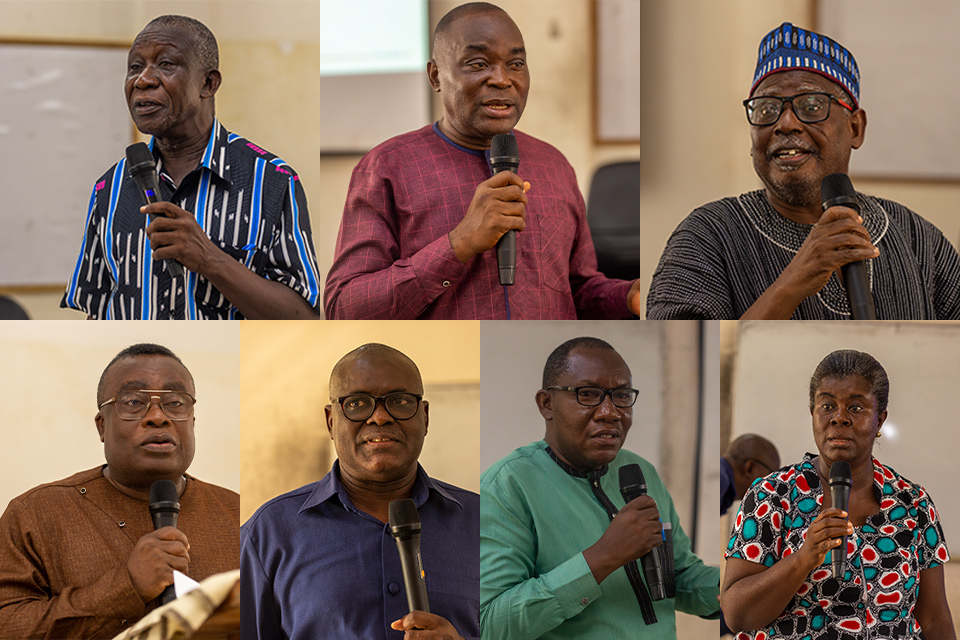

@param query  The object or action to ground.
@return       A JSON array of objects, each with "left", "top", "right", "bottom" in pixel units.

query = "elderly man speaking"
[
  {"left": 0, "top": 343, "right": 240, "bottom": 639},
  {"left": 62, "top": 15, "right": 321, "bottom": 319},
  {"left": 648, "top": 22, "right": 960, "bottom": 320},
  {"left": 324, "top": 2, "right": 642, "bottom": 319}
]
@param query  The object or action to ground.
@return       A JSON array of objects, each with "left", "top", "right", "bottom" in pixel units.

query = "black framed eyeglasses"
[
  {"left": 546, "top": 386, "right": 638, "bottom": 408},
  {"left": 99, "top": 390, "right": 196, "bottom": 421},
  {"left": 334, "top": 392, "right": 423, "bottom": 421},
  {"left": 743, "top": 92, "right": 854, "bottom": 126}
]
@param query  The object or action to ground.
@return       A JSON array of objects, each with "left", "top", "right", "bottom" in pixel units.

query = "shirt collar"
[
  {"left": 149, "top": 119, "right": 232, "bottom": 186},
  {"left": 800, "top": 452, "right": 883, "bottom": 502},
  {"left": 298, "top": 459, "right": 463, "bottom": 515},
  {"left": 544, "top": 444, "right": 609, "bottom": 479},
  {"left": 431, "top": 121, "right": 520, "bottom": 167}
]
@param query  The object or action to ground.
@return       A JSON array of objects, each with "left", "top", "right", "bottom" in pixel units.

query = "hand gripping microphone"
[
  {"left": 619, "top": 464, "right": 666, "bottom": 601},
  {"left": 389, "top": 499, "right": 430, "bottom": 614},
  {"left": 490, "top": 134, "right": 520, "bottom": 286},
  {"left": 125, "top": 142, "right": 183, "bottom": 279},
  {"left": 149, "top": 480, "right": 181, "bottom": 606},
  {"left": 820, "top": 173, "right": 876, "bottom": 320},
  {"left": 828, "top": 461, "right": 852, "bottom": 578}
]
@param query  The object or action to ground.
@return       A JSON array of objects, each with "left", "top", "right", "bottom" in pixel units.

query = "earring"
[{"left": 875, "top": 431, "right": 881, "bottom": 439}]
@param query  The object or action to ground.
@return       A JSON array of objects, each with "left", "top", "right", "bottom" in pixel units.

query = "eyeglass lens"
[
  {"left": 746, "top": 93, "right": 832, "bottom": 126},
  {"left": 114, "top": 391, "right": 193, "bottom": 420},
  {"left": 340, "top": 393, "right": 420, "bottom": 421},
  {"left": 576, "top": 387, "right": 638, "bottom": 408}
]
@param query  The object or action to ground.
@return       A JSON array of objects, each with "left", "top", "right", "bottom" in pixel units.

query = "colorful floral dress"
[{"left": 726, "top": 454, "right": 949, "bottom": 639}]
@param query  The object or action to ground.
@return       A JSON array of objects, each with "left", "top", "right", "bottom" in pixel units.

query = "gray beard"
[{"left": 767, "top": 172, "right": 821, "bottom": 210}]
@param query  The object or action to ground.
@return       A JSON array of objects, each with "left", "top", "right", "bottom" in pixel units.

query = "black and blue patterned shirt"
[
  {"left": 726, "top": 454, "right": 949, "bottom": 639},
  {"left": 61, "top": 120, "right": 321, "bottom": 319}
]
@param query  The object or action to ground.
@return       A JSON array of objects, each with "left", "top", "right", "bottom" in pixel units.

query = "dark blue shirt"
[
  {"left": 721, "top": 456, "right": 735, "bottom": 516},
  {"left": 241, "top": 461, "right": 479, "bottom": 640}
]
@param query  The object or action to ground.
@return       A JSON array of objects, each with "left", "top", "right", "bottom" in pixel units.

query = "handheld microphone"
[
  {"left": 619, "top": 464, "right": 666, "bottom": 601},
  {"left": 490, "top": 134, "right": 520, "bottom": 287},
  {"left": 149, "top": 480, "right": 181, "bottom": 606},
  {"left": 820, "top": 173, "right": 876, "bottom": 320},
  {"left": 828, "top": 461, "right": 852, "bottom": 579},
  {"left": 389, "top": 499, "right": 430, "bottom": 614},
  {"left": 125, "top": 143, "right": 183, "bottom": 279}
]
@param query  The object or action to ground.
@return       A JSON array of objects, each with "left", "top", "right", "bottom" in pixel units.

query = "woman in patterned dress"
[{"left": 721, "top": 350, "right": 955, "bottom": 639}]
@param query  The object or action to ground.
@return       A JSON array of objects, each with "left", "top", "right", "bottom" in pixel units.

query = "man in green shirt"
[{"left": 480, "top": 337, "right": 719, "bottom": 639}]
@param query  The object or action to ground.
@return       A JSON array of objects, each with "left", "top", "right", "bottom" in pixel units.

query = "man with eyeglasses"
[
  {"left": 480, "top": 337, "right": 719, "bottom": 639},
  {"left": 647, "top": 22, "right": 960, "bottom": 320},
  {"left": 241, "top": 343, "right": 479, "bottom": 640},
  {"left": 0, "top": 343, "right": 239, "bottom": 639}
]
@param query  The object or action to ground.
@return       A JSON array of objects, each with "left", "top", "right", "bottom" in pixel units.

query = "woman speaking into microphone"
[{"left": 722, "top": 350, "right": 955, "bottom": 639}]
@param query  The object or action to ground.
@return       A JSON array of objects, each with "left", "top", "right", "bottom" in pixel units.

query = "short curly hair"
[{"left": 808, "top": 349, "right": 889, "bottom": 414}]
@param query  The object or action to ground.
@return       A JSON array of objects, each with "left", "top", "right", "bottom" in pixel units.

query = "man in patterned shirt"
[
  {"left": 324, "top": 2, "right": 642, "bottom": 319},
  {"left": 647, "top": 23, "right": 960, "bottom": 320},
  {"left": 62, "top": 15, "right": 321, "bottom": 319}
]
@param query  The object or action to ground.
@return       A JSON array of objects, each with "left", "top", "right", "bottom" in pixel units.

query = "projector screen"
[{"left": 318, "top": 0, "right": 431, "bottom": 153}]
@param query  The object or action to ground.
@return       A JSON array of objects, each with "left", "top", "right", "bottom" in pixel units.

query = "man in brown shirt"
[{"left": 0, "top": 343, "right": 240, "bottom": 639}]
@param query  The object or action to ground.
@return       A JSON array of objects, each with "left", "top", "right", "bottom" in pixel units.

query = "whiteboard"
[
  {"left": 594, "top": 0, "right": 641, "bottom": 142},
  {"left": 0, "top": 42, "right": 132, "bottom": 287},
  {"left": 819, "top": 1, "right": 960, "bottom": 180},
  {"left": 731, "top": 321, "right": 960, "bottom": 547}
]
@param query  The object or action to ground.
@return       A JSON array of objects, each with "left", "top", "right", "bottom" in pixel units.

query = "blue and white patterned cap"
[{"left": 750, "top": 22, "right": 860, "bottom": 107}]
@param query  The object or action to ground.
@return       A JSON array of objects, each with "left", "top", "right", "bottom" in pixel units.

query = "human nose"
[
  {"left": 365, "top": 399, "right": 394, "bottom": 426},
  {"left": 829, "top": 406, "right": 851, "bottom": 426},
  {"left": 133, "top": 64, "right": 159, "bottom": 89},
  {"left": 592, "top": 392, "right": 621, "bottom": 418},
  {"left": 487, "top": 63, "right": 513, "bottom": 88},
  {"left": 774, "top": 99, "right": 805, "bottom": 133},
  {"left": 142, "top": 397, "right": 170, "bottom": 426}
]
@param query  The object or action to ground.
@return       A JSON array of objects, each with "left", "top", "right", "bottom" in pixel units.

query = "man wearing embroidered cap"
[{"left": 648, "top": 22, "right": 960, "bottom": 320}]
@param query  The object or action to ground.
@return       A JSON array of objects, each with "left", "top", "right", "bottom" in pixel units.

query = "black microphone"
[
  {"left": 820, "top": 173, "right": 876, "bottom": 320},
  {"left": 126, "top": 142, "right": 183, "bottom": 279},
  {"left": 828, "top": 461, "right": 852, "bottom": 578},
  {"left": 490, "top": 134, "right": 520, "bottom": 286},
  {"left": 149, "top": 479, "right": 181, "bottom": 606},
  {"left": 619, "top": 464, "right": 666, "bottom": 601},
  {"left": 389, "top": 499, "right": 430, "bottom": 614}
]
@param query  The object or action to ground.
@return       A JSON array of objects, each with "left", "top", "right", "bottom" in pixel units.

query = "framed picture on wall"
[{"left": 593, "top": 0, "right": 641, "bottom": 144}]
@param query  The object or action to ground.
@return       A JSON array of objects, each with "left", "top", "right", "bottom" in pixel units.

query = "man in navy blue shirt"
[{"left": 241, "top": 344, "right": 479, "bottom": 640}]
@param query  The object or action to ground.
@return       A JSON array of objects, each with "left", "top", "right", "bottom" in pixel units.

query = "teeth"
[
  {"left": 370, "top": 438, "right": 391, "bottom": 443},
  {"left": 778, "top": 149, "right": 803, "bottom": 157}
]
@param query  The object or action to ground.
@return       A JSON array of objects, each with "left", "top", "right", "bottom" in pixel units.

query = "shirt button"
[
  {"left": 118, "top": 521, "right": 125, "bottom": 527},
  {"left": 581, "top": 597, "right": 589, "bottom": 605},
  {"left": 79, "top": 488, "right": 86, "bottom": 494},
  {"left": 121, "top": 619, "right": 128, "bottom": 626},
  {"left": 442, "top": 280, "right": 451, "bottom": 288},
  {"left": 388, "top": 583, "right": 400, "bottom": 595}
]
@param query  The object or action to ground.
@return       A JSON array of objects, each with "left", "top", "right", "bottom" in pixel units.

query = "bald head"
[
  {"left": 723, "top": 434, "right": 781, "bottom": 498},
  {"left": 329, "top": 344, "right": 422, "bottom": 401},
  {"left": 432, "top": 2, "right": 509, "bottom": 59}
]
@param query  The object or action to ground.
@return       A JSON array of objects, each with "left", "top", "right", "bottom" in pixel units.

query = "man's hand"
[
  {"left": 627, "top": 279, "right": 643, "bottom": 316},
  {"left": 447, "top": 172, "right": 529, "bottom": 264},
  {"left": 127, "top": 527, "right": 190, "bottom": 602},
  {"left": 743, "top": 206, "right": 879, "bottom": 319},
  {"left": 794, "top": 507, "right": 852, "bottom": 575},
  {"left": 783, "top": 206, "right": 878, "bottom": 296},
  {"left": 582, "top": 495, "right": 663, "bottom": 584},
  {"left": 389, "top": 611, "right": 465, "bottom": 639},
  {"left": 143, "top": 202, "right": 220, "bottom": 273}
]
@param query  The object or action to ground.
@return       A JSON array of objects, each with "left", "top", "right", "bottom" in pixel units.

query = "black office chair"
[
  {"left": 0, "top": 295, "right": 30, "bottom": 320},
  {"left": 586, "top": 161, "right": 641, "bottom": 281}
]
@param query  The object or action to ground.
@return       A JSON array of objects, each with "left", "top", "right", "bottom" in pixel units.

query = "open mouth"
[
  {"left": 133, "top": 99, "right": 163, "bottom": 115},
  {"left": 481, "top": 101, "right": 515, "bottom": 117},
  {"left": 141, "top": 434, "right": 175, "bottom": 451}
]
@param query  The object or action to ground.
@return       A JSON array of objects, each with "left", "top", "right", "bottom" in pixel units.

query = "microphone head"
[
  {"left": 828, "top": 461, "right": 852, "bottom": 488},
  {"left": 389, "top": 499, "right": 422, "bottom": 541},
  {"left": 125, "top": 142, "right": 157, "bottom": 178},
  {"left": 820, "top": 173, "right": 858, "bottom": 212},
  {"left": 490, "top": 133, "right": 520, "bottom": 174},
  {"left": 618, "top": 463, "right": 645, "bottom": 489},
  {"left": 149, "top": 479, "right": 180, "bottom": 512}
]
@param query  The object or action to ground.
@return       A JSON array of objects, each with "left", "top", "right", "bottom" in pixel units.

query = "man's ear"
[
  {"left": 95, "top": 413, "right": 105, "bottom": 442},
  {"left": 850, "top": 107, "right": 867, "bottom": 150},
  {"left": 324, "top": 405, "right": 334, "bottom": 439},
  {"left": 201, "top": 69, "right": 222, "bottom": 99},
  {"left": 427, "top": 59, "right": 441, "bottom": 92},
  {"left": 535, "top": 389, "right": 552, "bottom": 421},
  {"left": 422, "top": 400, "right": 429, "bottom": 437}
]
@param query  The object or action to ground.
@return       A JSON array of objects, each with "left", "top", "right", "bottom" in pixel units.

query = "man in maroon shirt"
[{"left": 324, "top": 2, "right": 642, "bottom": 319}]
